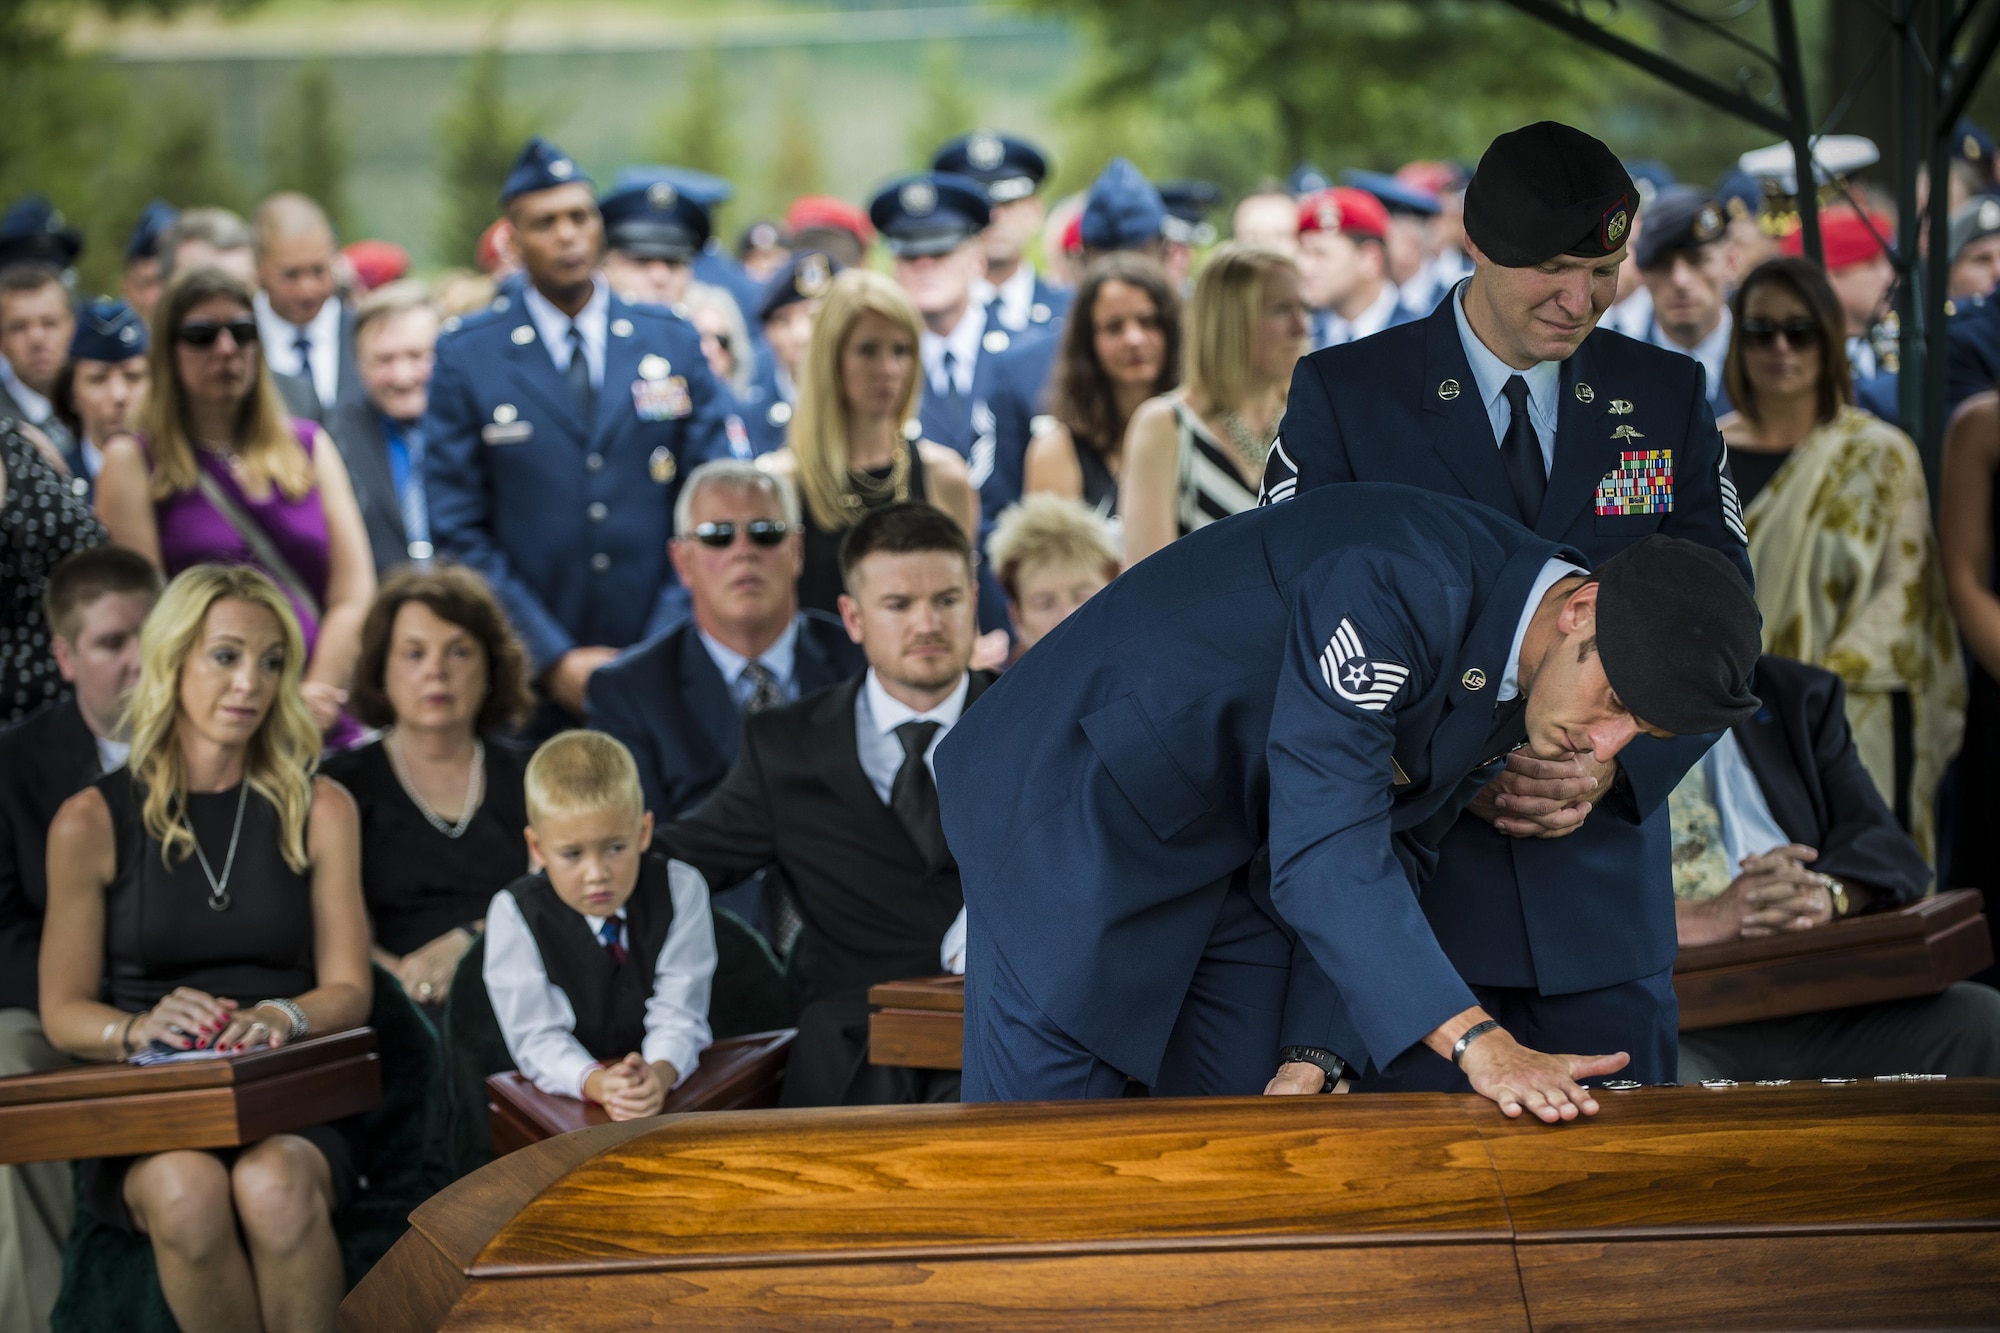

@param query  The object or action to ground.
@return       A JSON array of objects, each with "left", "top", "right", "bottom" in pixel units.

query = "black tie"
[
  {"left": 1483, "top": 697, "right": 1529, "bottom": 763},
  {"left": 741, "top": 662, "right": 783, "bottom": 714},
  {"left": 1500, "top": 375, "right": 1547, "bottom": 527},
  {"left": 293, "top": 331, "right": 312, "bottom": 379},
  {"left": 939, "top": 350, "right": 963, "bottom": 410},
  {"left": 891, "top": 720, "right": 946, "bottom": 866},
  {"left": 567, "top": 324, "right": 595, "bottom": 422}
]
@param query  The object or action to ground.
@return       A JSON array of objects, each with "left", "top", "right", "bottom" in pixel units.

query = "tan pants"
[{"left": 0, "top": 1008, "right": 72, "bottom": 1333}]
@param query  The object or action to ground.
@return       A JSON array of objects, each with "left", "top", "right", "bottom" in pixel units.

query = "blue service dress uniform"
[
  {"left": 423, "top": 288, "right": 730, "bottom": 686},
  {"left": 936, "top": 484, "right": 1576, "bottom": 1099},
  {"left": 1257, "top": 286, "right": 1752, "bottom": 1088}
]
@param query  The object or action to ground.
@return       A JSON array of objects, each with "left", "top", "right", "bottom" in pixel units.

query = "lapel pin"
[
  {"left": 510, "top": 325, "right": 535, "bottom": 346},
  {"left": 1461, "top": 667, "right": 1487, "bottom": 690},
  {"left": 1437, "top": 378, "right": 1461, "bottom": 400},
  {"left": 610, "top": 318, "right": 634, "bottom": 338},
  {"left": 1574, "top": 382, "right": 1594, "bottom": 403},
  {"left": 493, "top": 403, "right": 517, "bottom": 423},
  {"left": 983, "top": 329, "right": 1011, "bottom": 354},
  {"left": 1610, "top": 399, "right": 1633, "bottom": 414},
  {"left": 638, "top": 354, "right": 670, "bottom": 381},
  {"left": 1611, "top": 424, "right": 1646, "bottom": 440},
  {"left": 649, "top": 446, "right": 677, "bottom": 485},
  {"left": 492, "top": 295, "right": 511, "bottom": 313}
]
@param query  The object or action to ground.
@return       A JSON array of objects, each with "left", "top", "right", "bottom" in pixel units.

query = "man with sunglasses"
[
  {"left": 424, "top": 136, "right": 731, "bottom": 738},
  {"left": 588, "top": 459, "right": 863, "bottom": 943},
  {"left": 1256, "top": 120, "right": 1754, "bottom": 1095}
]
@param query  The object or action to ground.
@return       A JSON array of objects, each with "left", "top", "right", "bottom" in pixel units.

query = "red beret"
[
  {"left": 784, "top": 195, "right": 875, "bottom": 246},
  {"left": 342, "top": 239, "right": 409, "bottom": 292},
  {"left": 475, "top": 218, "right": 511, "bottom": 275},
  {"left": 1297, "top": 187, "right": 1389, "bottom": 242},
  {"left": 1060, "top": 210, "right": 1084, "bottom": 255},
  {"left": 1780, "top": 208, "right": 1893, "bottom": 270}
]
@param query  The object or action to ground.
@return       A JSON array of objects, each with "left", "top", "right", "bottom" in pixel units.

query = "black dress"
[
  {"left": 1951, "top": 466, "right": 2000, "bottom": 982},
  {"left": 82, "top": 769, "right": 360, "bottom": 1231},
  {"left": 1724, "top": 443, "right": 1791, "bottom": 509},
  {"left": 1070, "top": 430, "right": 1119, "bottom": 516},
  {"left": 797, "top": 446, "right": 930, "bottom": 615},
  {"left": 1, "top": 419, "right": 105, "bottom": 724},
  {"left": 321, "top": 737, "right": 528, "bottom": 957}
]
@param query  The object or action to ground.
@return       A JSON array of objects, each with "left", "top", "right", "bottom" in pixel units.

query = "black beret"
[
  {"left": 1464, "top": 121, "right": 1636, "bottom": 268},
  {"left": 1633, "top": 187, "right": 1727, "bottom": 270},
  {"left": 1592, "top": 535, "right": 1761, "bottom": 735}
]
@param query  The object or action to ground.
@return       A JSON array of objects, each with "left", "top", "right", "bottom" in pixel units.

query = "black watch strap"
[{"left": 1278, "top": 1045, "right": 1347, "bottom": 1093}]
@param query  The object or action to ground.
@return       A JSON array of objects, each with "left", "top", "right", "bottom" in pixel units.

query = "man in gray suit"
[
  {"left": 251, "top": 192, "right": 362, "bottom": 419},
  {"left": 324, "top": 281, "right": 441, "bottom": 576}
]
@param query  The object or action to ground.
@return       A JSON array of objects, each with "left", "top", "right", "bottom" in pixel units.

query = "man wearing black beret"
[
  {"left": 1635, "top": 186, "right": 1735, "bottom": 416},
  {"left": 1259, "top": 120, "right": 1754, "bottom": 1093}
]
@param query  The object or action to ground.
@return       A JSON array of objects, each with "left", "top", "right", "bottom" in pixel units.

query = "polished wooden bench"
[
  {"left": 0, "top": 1029, "right": 381, "bottom": 1165},
  {"left": 486, "top": 1029, "right": 795, "bottom": 1155},
  {"left": 868, "top": 891, "right": 1994, "bottom": 1071},
  {"left": 343, "top": 1080, "right": 2000, "bottom": 1330}
]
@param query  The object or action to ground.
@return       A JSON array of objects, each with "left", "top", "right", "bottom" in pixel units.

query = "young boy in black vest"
[{"left": 484, "top": 730, "right": 716, "bottom": 1119}]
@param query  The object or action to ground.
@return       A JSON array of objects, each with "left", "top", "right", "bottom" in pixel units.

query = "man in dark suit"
[
  {"left": 0, "top": 546, "right": 159, "bottom": 1333},
  {"left": 657, "top": 503, "right": 990, "bottom": 1107},
  {"left": 424, "top": 137, "right": 730, "bottom": 732},
  {"left": 1672, "top": 655, "right": 2000, "bottom": 1079},
  {"left": 0, "top": 261, "right": 77, "bottom": 475},
  {"left": 324, "top": 281, "right": 442, "bottom": 576},
  {"left": 937, "top": 485, "right": 1762, "bottom": 1118},
  {"left": 251, "top": 192, "right": 363, "bottom": 420},
  {"left": 1258, "top": 121, "right": 1753, "bottom": 1090},
  {"left": 588, "top": 459, "right": 864, "bottom": 938}
]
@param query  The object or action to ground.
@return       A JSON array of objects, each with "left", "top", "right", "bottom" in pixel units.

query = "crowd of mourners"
[{"left": 4, "top": 115, "right": 2000, "bottom": 1333}]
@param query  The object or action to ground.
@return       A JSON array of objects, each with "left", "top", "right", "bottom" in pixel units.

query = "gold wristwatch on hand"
[{"left": 1821, "top": 874, "right": 1850, "bottom": 918}]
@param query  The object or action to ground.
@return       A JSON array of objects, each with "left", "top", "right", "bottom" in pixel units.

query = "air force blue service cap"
[
  {"left": 1081, "top": 157, "right": 1166, "bottom": 253},
  {"left": 1633, "top": 187, "right": 1726, "bottom": 271},
  {"left": 1288, "top": 163, "right": 1331, "bottom": 197},
  {"left": 125, "top": 201, "right": 178, "bottom": 264},
  {"left": 70, "top": 298, "right": 148, "bottom": 363},
  {"left": 1464, "top": 121, "right": 1637, "bottom": 268},
  {"left": 499, "top": 137, "right": 592, "bottom": 208},
  {"left": 758, "top": 250, "right": 842, "bottom": 324},
  {"left": 933, "top": 132, "right": 1049, "bottom": 204},
  {"left": 1158, "top": 179, "right": 1221, "bottom": 246},
  {"left": 1622, "top": 159, "right": 1678, "bottom": 212},
  {"left": 1341, "top": 169, "right": 1441, "bottom": 218},
  {"left": 869, "top": 173, "right": 991, "bottom": 258},
  {"left": 0, "top": 195, "right": 84, "bottom": 271},
  {"left": 600, "top": 169, "right": 713, "bottom": 262}
]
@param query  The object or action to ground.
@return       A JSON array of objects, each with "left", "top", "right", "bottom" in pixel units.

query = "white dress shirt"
[
  {"left": 1452, "top": 280, "right": 1559, "bottom": 474},
  {"left": 523, "top": 277, "right": 610, "bottom": 390},
  {"left": 94, "top": 735, "right": 130, "bottom": 775},
  {"left": 483, "top": 858, "right": 716, "bottom": 1100},
  {"left": 1500, "top": 557, "right": 1591, "bottom": 701},
  {"left": 919, "top": 304, "right": 986, "bottom": 400},
  {"left": 0, "top": 358, "right": 55, "bottom": 430},
  {"left": 698, "top": 616, "right": 802, "bottom": 711},
  {"left": 854, "top": 668, "right": 970, "bottom": 804},
  {"left": 974, "top": 262, "right": 1040, "bottom": 333},
  {"left": 1604, "top": 286, "right": 1654, "bottom": 340},
  {"left": 1320, "top": 282, "right": 1405, "bottom": 348},
  {"left": 1698, "top": 729, "right": 1792, "bottom": 868},
  {"left": 254, "top": 290, "right": 345, "bottom": 408},
  {"left": 1648, "top": 306, "right": 1732, "bottom": 399}
]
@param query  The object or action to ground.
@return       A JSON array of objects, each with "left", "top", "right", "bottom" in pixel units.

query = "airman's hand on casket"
[
  {"left": 1468, "top": 753, "right": 1613, "bottom": 838},
  {"left": 1451, "top": 1024, "right": 1629, "bottom": 1123}
]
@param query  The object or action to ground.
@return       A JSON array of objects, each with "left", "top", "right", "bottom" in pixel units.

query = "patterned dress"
[
  {"left": 0, "top": 420, "right": 106, "bottom": 723},
  {"left": 1744, "top": 406, "right": 1965, "bottom": 865}
]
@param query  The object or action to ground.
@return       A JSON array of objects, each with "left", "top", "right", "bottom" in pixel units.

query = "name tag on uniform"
[
  {"left": 632, "top": 375, "right": 692, "bottom": 421},
  {"left": 1594, "top": 449, "right": 1673, "bottom": 516},
  {"left": 481, "top": 421, "right": 534, "bottom": 445}
]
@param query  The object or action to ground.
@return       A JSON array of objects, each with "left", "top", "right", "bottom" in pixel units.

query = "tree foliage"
[
  {"left": 765, "top": 65, "right": 825, "bottom": 207},
  {"left": 435, "top": 43, "right": 537, "bottom": 270},
  {"left": 263, "top": 61, "right": 352, "bottom": 235},
  {"left": 648, "top": 46, "right": 737, "bottom": 179},
  {"left": 908, "top": 42, "right": 979, "bottom": 169}
]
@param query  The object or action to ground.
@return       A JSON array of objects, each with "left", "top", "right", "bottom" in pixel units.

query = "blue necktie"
[
  {"left": 597, "top": 915, "right": 626, "bottom": 967},
  {"left": 567, "top": 324, "right": 595, "bottom": 422}
]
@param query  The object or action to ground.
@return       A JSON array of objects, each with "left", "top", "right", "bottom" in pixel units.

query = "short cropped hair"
[
  {"left": 837, "top": 501, "right": 973, "bottom": 589},
  {"left": 0, "top": 262, "right": 64, "bottom": 317},
  {"left": 43, "top": 545, "right": 163, "bottom": 642},
  {"left": 157, "top": 208, "right": 253, "bottom": 283},
  {"left": 986, "top": 494, "right": 1122, "bottom": 602},
  {"left": 349, "top": 564, "right": 534, "bottom": 733},
  {"left": 351, "top": 279, "right": 437, "bottom": 348},
  {"left": 674, "top": 457, "right": 801, "bottom": 536},
  {"left": 525, "top": 730, "right": 645, "bottom": 828}
]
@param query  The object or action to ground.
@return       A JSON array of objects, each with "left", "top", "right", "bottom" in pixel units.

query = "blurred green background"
[{"left": 4, "top": 0, "right": 1996, "bottom": 294}]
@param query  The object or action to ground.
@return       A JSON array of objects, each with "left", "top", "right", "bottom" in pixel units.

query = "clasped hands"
[
  {"left": 582, "top": 1052, "right": 678, "bottom": 1121},
  {"left": 1678, "top": 843, "right": 1841, "bottom": 947},
  {"left": 1467, "top": 751, "right": 1616, "bottom": 839},
  {"left": 132, "top": 986, "right": 299, "bottom": 1055}
]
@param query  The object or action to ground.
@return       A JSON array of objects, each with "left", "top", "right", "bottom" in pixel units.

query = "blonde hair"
[
  {"left": 1183, "top": 241, "right": 1299, "bottom": 414},
  {"left": 141, "top": 266, "right": 314, "bottom": 504},
  {"left": 789, "top": 269, "right": 925, "bottom": 532},
  {"left": 125, "top": 565, "right": 320, "bottom": 874},
  {"left": 525, "top": 730, "right": 645, "bottom": 828},
  {"left": 986, "top": 494, "right": 1122, "bottom": 600}
]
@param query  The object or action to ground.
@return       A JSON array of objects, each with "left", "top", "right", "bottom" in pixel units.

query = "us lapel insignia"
[
  {"left": 1611, "top": 423, "right": 1646, "bottom": 440},
  {"left": 638, "top": 354, "right": 671, "bottom": 381},
  {"left": 1609, "top": 399, "right": 1634, "bottom": 414},
  {"left": 610, "top": 318, "right": 634, "bottom": 338},
  {"left": 1438, "top": 378, "right": 1461, "bottom": 400},
  {"left": 1461, "top": 667, "right": 1487, "bottom": 690},
  {"left": 510, "top": 325, "right": 535, "bottom": 346},
  {"left": 983, "top": 329, "right": 1011, "bottom": 354},
  {"left": 1574, "top": 382, "right": 1595, "bottom": 403}
]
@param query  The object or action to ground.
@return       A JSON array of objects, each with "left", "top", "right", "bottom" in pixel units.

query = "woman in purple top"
[{"left": 96, "top": 267, "right": 375, "bottom": 747}]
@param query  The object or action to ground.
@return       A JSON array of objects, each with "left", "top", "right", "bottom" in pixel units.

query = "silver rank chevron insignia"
[{"left": 1320, "top": 618, "right": 1411, "bottom": 712}]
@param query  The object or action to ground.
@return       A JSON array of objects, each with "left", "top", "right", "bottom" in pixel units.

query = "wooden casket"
[{"left": 342, "top": 1079, "right": 2000, "bottom": 1331}]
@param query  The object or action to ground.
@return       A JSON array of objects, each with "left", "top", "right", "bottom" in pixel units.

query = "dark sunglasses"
[
  {"left": 1740, "top": 317, "right": 1822, "bottom": 349},
  {"left": 176, "top": 319, "right": 260, "bottom": 349},
  {"left": 691, "top": 520, "right": 790, "bottom": 548}
]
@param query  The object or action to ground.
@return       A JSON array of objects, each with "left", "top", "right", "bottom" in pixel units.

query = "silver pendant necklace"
[
  {"left": 183, "top": 783, "right": 248, "bottom": 912},
  {"left": 388, "top": 731, "right": 484, "bottom": 839}
]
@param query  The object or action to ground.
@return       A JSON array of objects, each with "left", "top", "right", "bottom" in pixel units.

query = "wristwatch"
[
  {"left": 1821, "top": 874, "right": 1851, "bottom": 918},
  {"left": 1278, "top": 1045, "right": 1348, "bottom": 1093}
]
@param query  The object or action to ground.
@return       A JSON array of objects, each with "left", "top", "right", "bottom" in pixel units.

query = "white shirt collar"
[
  {"left": 1650, "top": 305, "right": 1732, "bottom": 393},
  {"left": 1500, "top": 557, "right": 1590, "bottom": 701},
  {"left": 253, "top": 290, "right": 344, "bottom": 403},
  {"left": 95, "top": 734, "right": 130, "bottom": 774},
  {"left": 919, "top": 302, "right": 986, "bottom": 397},
  {"left": 1324, "top": 282, "right": 1403, "bottom": 346},
  {"left": 698, "top": 616, "right": 801, "bottom": 691},
  {"left": 977, "top": 263, "right": 1038, "bottom": 332},
  {"left": 1453, "top": 279, "right": 1560, "bottom": 439},
  {"left": 0, "top": 358, "right": 52, "bottom": 424},
  {"left": 523, "top": 276, "right": 611, "bottom": 384},
  {"left": 862, "top": 667, "right": 970, "bottom": 737}
]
